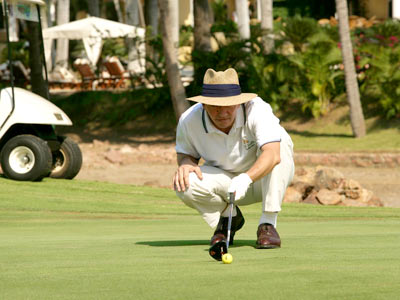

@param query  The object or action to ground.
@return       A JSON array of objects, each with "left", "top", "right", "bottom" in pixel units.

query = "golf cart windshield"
[{"left": 1, "top": 0, "right": 49, "bottom": 100}]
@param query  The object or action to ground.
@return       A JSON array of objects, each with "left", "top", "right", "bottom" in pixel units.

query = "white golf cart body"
[
  {"left": 0, "top": 0, "right": 82, "bottom": 181},
  {"left": 0, "top": 87, "right": 72, "bottom": 137}
]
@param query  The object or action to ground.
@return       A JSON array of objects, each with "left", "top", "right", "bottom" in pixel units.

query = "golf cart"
[{"left": 0, "top": 0, "right": 82, "bottom": 181}]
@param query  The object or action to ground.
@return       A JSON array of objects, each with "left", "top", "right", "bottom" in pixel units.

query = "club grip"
[{"left": 228, "top": 192, "right": 235, "bottom": 204}]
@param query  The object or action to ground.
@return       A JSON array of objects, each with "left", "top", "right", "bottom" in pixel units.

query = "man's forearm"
[
  {"left": 246, "top": 142, "right": 281, "bottom": 182},
  {"left": 177, "top": 153, "right": 199, "bottom": 166}
]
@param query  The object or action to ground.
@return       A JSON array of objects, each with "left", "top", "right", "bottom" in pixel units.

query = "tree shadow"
[
  {"left": 56, "top": 126, "right": 176, "bottom": 145},
  {"left": 367, "top": 117, "right": 400, "bottom": 132},
  {"left": 136, "top": 239, "right": 256, "bottom": 248},
  {"left": 287, "top": 129, "right": 353, "bottom": 138}
]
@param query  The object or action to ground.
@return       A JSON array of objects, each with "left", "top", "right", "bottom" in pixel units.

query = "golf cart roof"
[{"left": 0, "top": 0, "right": 45, "bottom": 5}]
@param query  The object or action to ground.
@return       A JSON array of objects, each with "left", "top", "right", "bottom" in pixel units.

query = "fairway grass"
[{"left": 1, "top": 178, "right": 399, "bottom": 299}]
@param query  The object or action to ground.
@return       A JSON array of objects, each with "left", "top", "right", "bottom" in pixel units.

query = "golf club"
[
  {"left": 208, "top": 192, "right": 235, "bottom": 261},
  {"left": 226, "top": 192, "right": 235, "bottom": 251}
]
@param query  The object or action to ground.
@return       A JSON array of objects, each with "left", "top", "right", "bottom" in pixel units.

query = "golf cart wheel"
[
  {"left": 0, "top": 135, "right": 52, "bottom": 181},
  {"left": 50, "top": 137, "right": 82, "bottom": 179}
]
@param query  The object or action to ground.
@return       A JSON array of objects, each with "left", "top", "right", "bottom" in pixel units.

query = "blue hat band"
[{"left": 201, "top": 84, "right": 241, "bottom": 97}]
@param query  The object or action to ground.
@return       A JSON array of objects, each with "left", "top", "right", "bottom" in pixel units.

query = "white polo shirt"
[{"left": 175, "top": 97, "right": 288, "bottom": 174}]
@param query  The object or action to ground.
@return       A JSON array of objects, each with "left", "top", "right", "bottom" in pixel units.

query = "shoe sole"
[{"left": 255, "top": 244, "right": 280, "bottom": 249}]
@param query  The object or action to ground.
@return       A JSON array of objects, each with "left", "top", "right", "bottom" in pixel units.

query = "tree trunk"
[
  {"left": 144, "top": 0, "right": 158, "bottom": 34},
  {"left": 27, "top": 21, "right": 47, "bottom": 98},
  {"left": 126, "top": 0, "right": 145, "bottom": 74},
  {"left": 169, "top": 0, "right": 179, "bottom": 55},
  {"left": 235, "top": 0, "right": 250, "bottom": 39},
  {"left": 88, "top": 0, "right": 100, "bottom": 17},
  {"left": 260, "top": 0, "right": 274, "bottom": 54},
  {"left": 9, "top": 11, "right": 18, "bottom": 42},
  {"left": 336, "top": 0, "right": 366, "bottom": 138},
  {"left": 144, "top": 0, "right": 158, "bottom": 69},
  {"left": 126, "top": 0, "right": 140, "bottom": 26},
  {"left": 159, "top": 0, "right": 190, "bottom": 121},
  {"left": 55, "top": 0, "right": 70, "bottom": 68},
  {"left": 193, "top": 0, "right": 212, "bottom": 52},
  {"left": 113, "top": 0, "right": 124, "bottom": 22}
]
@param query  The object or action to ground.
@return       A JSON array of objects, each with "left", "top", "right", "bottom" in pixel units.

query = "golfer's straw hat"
[{"left": 187, "top": 68, "right": 257, "bottom": 106}]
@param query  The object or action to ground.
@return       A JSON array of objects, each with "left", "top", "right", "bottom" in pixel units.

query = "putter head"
[{"left": 209, "top": 241, "right": 227, "bottom": 261}]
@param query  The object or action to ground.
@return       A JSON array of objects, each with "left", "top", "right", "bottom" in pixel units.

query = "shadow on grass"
[
  {"left": 287, "top": 129, "right": 353, "bottom": 138},
  {"left": 136, "top": 239, "right": 256, "bottom": 248}
]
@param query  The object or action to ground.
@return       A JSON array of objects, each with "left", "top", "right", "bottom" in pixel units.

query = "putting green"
[{"left": 0, "top": 178, "right": 399, "bottom": 299}]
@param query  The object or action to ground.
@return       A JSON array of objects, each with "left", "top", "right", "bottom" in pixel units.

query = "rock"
[
  {"left": 314, "top": 166, "right": 345, "bottom": 190},
  {"left": 292, "top": 181, "right": 314, "bottom": 195},
  {"left": 293, "top": 167, "right": 316, "bottom": 186},
  {"left": 344, "top": 189, "right": 362, "bottom": 199},
  {"left": 93, "top": 139, "right": 109, "bottom": 147},
  {"left": 104, "top": 150, "right": 122, "bottom": 164},
  {"left": 138, "top": 144, "right": 148, "bottom": 151},
  {"left": 341, "top": 198, "right": 369, "bottom": 207},
  {"left": 315, "top": 189, "right": 343, "bottom": 205},
  {"left": 286, "top": 166, "right": 383, "bottom": 207},
  {"left": 358, "top": 188, "right": 373, "bottom": 203},
  {"left": 303, "top": 191, "right": 320, "bottom": 205},
  {"left": 336, "top": 178, "right": 363, "bottom": 198},
  {"left": 345, "top": 188, "right": 383, "bottom": 207},
  {"left": 283, "top": 186, "right": 303, "bottom": 203},
  {"left": 340, "top": 178, "right": 362, "bottom": 190},
  {"left": 367, "top": 196, "right": 384, "bottom": 207},
  {"left": 120, "top": 144, "right": 134, "bottom": 154}
]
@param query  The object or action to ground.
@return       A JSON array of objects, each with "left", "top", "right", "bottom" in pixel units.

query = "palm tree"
[
  {"left": 113, "top": 0, "right": 123, "bottom": 22},
  {"left": 159, "top": 0, "right": 190, "bottom": 121},
  {"left": 169, "top": 0, "right": 179, "bottom": 55},
  {"left": 144, "top": 0, "right": 158, "bottom": 34},
  {"left": 335, "top": 0, "right": 366, "bottom": 137},
  {"left": 87, "top": 0, "right": 100, "bottom": 17},
  {"left": 144, "top": 0, "right": 158, "bottom": 69},
  {"left": 235, "top": 0, "right": 250, "bottom": 39},
  {"left": 125, "top": 0, "right": 145, "bottom": 74},
  {"left": 55, "top": 0, "right": 70, "bottom": 68},
  {"left": 260, "top": 0, "right": 274, "bottom": 54},
  {"left": 126, "top": 0, "right": 145, "bottom": 26},
  {"left": 193, "top": 0, "right": 212, "bottom": 52}
]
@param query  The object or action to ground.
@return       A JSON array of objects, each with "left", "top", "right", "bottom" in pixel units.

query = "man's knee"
[
  {"left": 176, "top": 171, "right": 215, "bottom": 204},
  {"left": 176, "top": 168, "right": 232, "bottom": 205}
]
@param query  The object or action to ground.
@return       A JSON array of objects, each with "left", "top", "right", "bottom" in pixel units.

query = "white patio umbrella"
[{"left": 42, "top": 16, "right": 145, "bottom": 68}]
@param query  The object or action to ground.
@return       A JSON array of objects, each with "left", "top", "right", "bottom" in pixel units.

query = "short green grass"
[
  {"left": 289, "top": 126, "right": 400, "bottom": 152},
  {"left": 281, "top": 106, "right": 400, "bottom": 152},
  {"left": 1, "top": 178, "right": 399, "bottom": 299}
]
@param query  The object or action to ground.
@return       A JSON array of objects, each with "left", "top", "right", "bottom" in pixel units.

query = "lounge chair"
[
  {"left": 48, "top": 65, "right": 81, "bottom": 90},
  {"left": 0, "top": 60, "right": 30, "bottom": 87},
  {"left": 73, "top": 58, "right": 99, "bottom": 90},
  {"left": 103, "top": 56, "right": 129, "bottom": 89}
]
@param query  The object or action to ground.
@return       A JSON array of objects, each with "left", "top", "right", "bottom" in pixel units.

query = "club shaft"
[{"left": 226, "top": 192, "right": 235, "bottom": 251}]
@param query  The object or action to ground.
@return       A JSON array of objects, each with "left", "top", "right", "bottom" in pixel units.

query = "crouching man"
[{"left": 173, "top": 68, "right": 294, "bottom": 260}]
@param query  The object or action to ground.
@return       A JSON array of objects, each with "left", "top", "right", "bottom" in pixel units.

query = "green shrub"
[
  {"left": 247, "top": 53, "right": 293, "bottom": 111},
  {"left": 281, "top": 16, "right": 318, "bottom": 52},
  {"left": 355, "top": 21, "right": 400, "bottom": 119},
  {"left": 287, "top": 34, "right": 344, "bottom": 117}
]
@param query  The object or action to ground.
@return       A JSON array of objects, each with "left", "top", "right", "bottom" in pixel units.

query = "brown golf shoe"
[
  {"left": 256, "top": 223, "right": 281, "bottom": 249},
  {"left": 210, "top": 206, "right": 245, "bottom": 246}
]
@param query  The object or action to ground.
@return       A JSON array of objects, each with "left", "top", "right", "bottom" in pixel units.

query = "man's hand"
[
  {"left": 173, "top": 164, "right": 203, "bottom": 192},
  {"left": 173, "top": 154, "right": 203, "bottom": 192},
  {"left": 228, "top": 173, "right": 253, "bottom": 201}
]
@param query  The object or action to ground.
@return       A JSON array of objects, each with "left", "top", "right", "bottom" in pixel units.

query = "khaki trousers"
[{"left": 176, "top": 135, "right": 295, "bottom": 228}]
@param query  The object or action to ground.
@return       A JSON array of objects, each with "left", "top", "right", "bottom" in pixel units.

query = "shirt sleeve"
[
  {"left": 175, "top": 118, "right": 201, "bottom": 159},
  {"left": 248, "top": 99, "right": 282, "bottom": 148}
]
